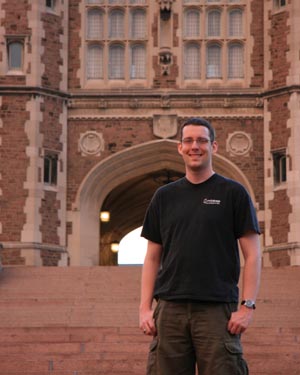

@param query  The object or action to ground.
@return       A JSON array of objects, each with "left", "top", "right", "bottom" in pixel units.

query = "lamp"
[
  {"left": 110, "top": 242, "right": 119, "bottom": 253},
  {"left": 100, "top": 211, "right": 110, "bottom": 222}
]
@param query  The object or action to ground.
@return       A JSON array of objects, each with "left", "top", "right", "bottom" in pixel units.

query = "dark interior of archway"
[{"left": 99, "top": 169, "right": 184, "bottom": 265}]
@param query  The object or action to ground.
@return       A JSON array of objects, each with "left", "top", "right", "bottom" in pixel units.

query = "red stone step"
[{"left": 0, "top": 266, "right": 299, "bottom": 375}]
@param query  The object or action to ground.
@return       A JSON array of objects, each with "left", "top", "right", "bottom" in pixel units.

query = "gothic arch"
[{"left": 67, "top": 139, "right": 256, "bottom": 265}]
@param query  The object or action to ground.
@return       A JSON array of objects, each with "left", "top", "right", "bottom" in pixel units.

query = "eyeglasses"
[{"left": 181, "top": 137, "right": 211, "bottom": 146}]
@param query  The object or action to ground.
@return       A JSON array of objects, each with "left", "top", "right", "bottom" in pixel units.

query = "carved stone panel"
[
  {"left": 79, "top": 131, "right": 105, "bottom": 157},
  {"left": 153, "top": 115, "right": 178, "bottom": 139},
  {"left": 226, "top": 131, "right": 253, "bottom": 157}
]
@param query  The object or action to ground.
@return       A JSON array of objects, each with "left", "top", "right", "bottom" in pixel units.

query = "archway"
[{"left": 67, "top": 139, "right": 256, "bottom": 265}]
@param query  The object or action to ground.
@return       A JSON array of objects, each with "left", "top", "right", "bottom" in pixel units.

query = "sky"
[
  {"left": 118, "top": 226, "right": 147, "bottom": 265},
  {"left": 117, "top": 224, "right": 243, "bottom": 265}
]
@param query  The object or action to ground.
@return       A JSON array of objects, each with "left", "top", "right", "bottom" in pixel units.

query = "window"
[
  {"left": 274, "top": 0, "right": 286, "bottom": 9},
  {"left": 109, "top": 44, "right": 125, "bottom": 79},
  {"left": 46, "top": 0, "right": 55, "bottom": 9},
  {"left": 131, "top": 9, "right": 146, "bottom": 39},
  {"left": 109, "top": 0, "right": 125, "bottom": 4},
  {"left": 131, "top": 44, "right": 146, "bottom": 78},
  {"left": 273, "top": 150, "right": 287, "bottom": 185},
  {"left": 44, "top": 152, "right": 58, "bottom": 186},
  {"left": 85, "top": 1, "right": 147, "bottom": 83},
  {"left": 228, "top": 43, "right": 244, "bottom": 78},
  {"left": 207, "top": 10, "right": 221, "bottom": 37},
  {"left": 207, "top": 44, "right": 221, "bottom": 78},
  {"left": 182, "top": 2, "right": 245, "bottom": 83},
  {"left": 228, "top": 9, "right": 243, "bottom": 37},
  {"left": 87, "top": 44, "right": 103, "bottom": 78},
  {"left": 109, "top": 10, "right": 125, "bottom": 38},
  {"left": 184, "top": 43, "right": 200, "bottom": 79},
  {"left": 7, "top": 40, "right": 23, "bottom": 71},
  {"left": 87, "top": 9, "right": 104, "bottom": 39},
  {"left": 184, "top": 9, "right": 200, "bottom": 38}
]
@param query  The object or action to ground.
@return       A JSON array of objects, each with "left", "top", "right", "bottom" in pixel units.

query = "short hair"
[{"left": 180, "top": 117, "right": 216, "bottom": 142}]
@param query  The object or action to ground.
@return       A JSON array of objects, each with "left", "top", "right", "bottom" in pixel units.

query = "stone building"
[{"left": 0, "top": 0, "right": 299, "bottom": 268}]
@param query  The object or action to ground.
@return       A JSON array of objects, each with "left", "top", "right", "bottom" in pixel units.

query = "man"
[{"left": 139, "top": 117, "right": 261, "bottom": 375}]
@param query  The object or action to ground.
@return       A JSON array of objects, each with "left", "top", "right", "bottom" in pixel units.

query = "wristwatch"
[{"left": 241, "top": 300, "right": 256, "bottom": 309}]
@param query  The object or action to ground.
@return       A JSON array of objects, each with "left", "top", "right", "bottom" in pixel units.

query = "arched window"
[
  {"left": 184, "top": 9, "right": 200, "bottom": 38},
  {"left": 206, "top": 44, "right": 221, "bottom": 78},
  {"left": 131, "top": 44, "right": 146, "bottom": 78},
  {"left": 272, "top": 149, "right": 287, "bottom": 185},
  {"left": 184, "top": 43, "right": 200, "bottom": 79},
  {"left": 43, "top": 152, "right": 58, "bottom": 186},
  {"left": 228, "top": 43, "right": 244, "bottom": 78},
  {"left": 87, "top": 44, "right": 103, "bottom": 79},
  {"left": 207, "top": 10, "right": 221, "bottom": 37},
  {"left": 87, "top": 9, "right": 104, "bottom": 39},
  {"left": 109, "top": 44, "right": 124, "bottom": 78},
  {"left": 109, "top": 9, "right": 125, "bottom": 38},
  {"left": 7, "top": 41, "right": 23, "bottom": 70},
  {"left": 131, "top": 9, "right": 146, "bottom": 39},
  {"left": 228, "top": 9, "right": 243, "bottom": 37}
]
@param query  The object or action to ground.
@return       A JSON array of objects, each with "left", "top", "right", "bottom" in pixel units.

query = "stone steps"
[{"left": 0, "top": 266, "right": 299, "bottom": 374}]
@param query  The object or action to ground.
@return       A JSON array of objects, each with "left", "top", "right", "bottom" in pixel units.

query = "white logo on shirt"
[{"left": 203, "top": 198, "right": 221, "bottom": 205}]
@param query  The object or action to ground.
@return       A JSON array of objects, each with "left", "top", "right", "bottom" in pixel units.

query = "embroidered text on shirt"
[{"left": 203, "top": 198, "right": 221, "bottom": 205}]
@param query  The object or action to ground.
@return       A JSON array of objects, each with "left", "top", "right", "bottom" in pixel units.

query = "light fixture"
[
  {"left": 100, "top": 211, "right": 110, "bottom": 222},
  {"left": 110, "top": 242, "right": 119, "bottom": 253}
]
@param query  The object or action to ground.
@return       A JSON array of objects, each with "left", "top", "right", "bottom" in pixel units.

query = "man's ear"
[
  {"left": 212, "top": 141, "right": 218, "bottom": 154},
  {"left": 177, "top": 142, "right": 183, "bottom": 156}
]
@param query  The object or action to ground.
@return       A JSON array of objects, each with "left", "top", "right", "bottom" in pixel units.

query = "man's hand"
[
  {"left": 139, "top": 308, "right": 157, "bottom": 336},
  {"left": 227, "top": 306, "right": 254, "bottom": 335}
]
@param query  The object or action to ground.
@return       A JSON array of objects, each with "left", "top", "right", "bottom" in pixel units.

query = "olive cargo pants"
[{"left": 146, "top": 300, "right": 249, "bottom": 375}]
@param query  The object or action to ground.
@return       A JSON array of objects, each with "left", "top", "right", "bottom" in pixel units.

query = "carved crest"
[{"left": 153, "top": 115, "right": 178, "bottom": 139}]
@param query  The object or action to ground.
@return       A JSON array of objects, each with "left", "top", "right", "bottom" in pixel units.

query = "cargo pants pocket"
[{"left": 224, "top": 338, "right": 249, "bottom": 375}]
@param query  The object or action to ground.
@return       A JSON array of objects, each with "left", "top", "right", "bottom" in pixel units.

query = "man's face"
[{"left": 177, "top": 125, "right": 218, "bottom": 172}]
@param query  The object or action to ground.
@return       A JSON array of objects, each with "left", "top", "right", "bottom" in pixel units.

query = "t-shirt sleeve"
[
  {"left": 141, "top": 190, "right": 162, "bottom": 244},
  {"left": 233, "top": 185, "right": 261, "bottom": 238}
]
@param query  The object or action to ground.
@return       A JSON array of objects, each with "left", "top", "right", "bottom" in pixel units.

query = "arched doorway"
[{"left": 67, "top": 140, "right": 256, "bottom": 266}]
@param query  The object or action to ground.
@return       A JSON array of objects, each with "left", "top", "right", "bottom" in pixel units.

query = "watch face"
[{"left": 243, "top": 300, "right": 255, "bottom": 308}]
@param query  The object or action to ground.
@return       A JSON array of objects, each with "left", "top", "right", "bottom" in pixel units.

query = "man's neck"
[{"left": 185, "top": 169, "right": 215, "bottom": 184}]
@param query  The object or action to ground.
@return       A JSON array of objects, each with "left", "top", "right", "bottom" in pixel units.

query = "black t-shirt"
[{"left": 141, "top": 174, "right": 260, "bottom": 303}]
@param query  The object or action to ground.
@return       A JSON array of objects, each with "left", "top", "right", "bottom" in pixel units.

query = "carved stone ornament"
[
  {"left": 159, "top": 0, "right": 174, "bottom": 11},
  {"left": 159, "top": 50, "right": 172, "bottom": 76},
  {"left": 153, "top": 115, "right": 178, "bottom": 139},
  {"left": 160, "top": 95, "right": 171, "bottom": 108},
  {"left": 159, "top": 0, "right": 174, "bottom": 20},
  {"left": 226, "top": 131, "right": 253, "bottom": 157},
  {"left": 79, "top": 131, "right": 105, "bottom": 157}
]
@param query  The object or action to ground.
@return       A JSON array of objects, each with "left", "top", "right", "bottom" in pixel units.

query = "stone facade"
[{"left": 0, "top": 0, "right": 299, "bottom": 267}]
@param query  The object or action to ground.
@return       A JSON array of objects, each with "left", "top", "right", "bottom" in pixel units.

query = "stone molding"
[
  {"left": 264, "top": 242, "right": 300, "bottom": 253},
  {"left": 0, "top": 241, "right": 67, "bottom": 253}
]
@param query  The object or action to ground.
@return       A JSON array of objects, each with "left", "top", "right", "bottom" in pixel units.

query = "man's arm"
[
  {"left": 227, "top": 231, "right": 261, "bottom": 335},
  {"left": 139, "top": 240, "right": 163, "bottom": 336}
]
